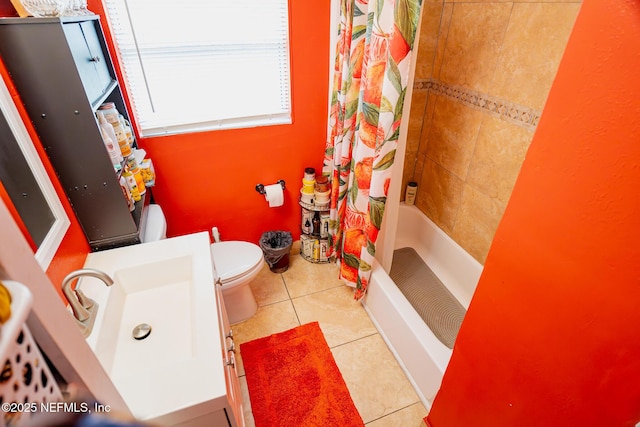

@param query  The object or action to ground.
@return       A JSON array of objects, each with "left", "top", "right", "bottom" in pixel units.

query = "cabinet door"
[
  {"left": 215, "top": 283, "right": 245, "bottom": 427},
  {"left": 63, "top": 21, "right": 112, "bottom": 104}
]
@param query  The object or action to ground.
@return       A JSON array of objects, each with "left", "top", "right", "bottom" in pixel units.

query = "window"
[{"left": 103, "top": 0, "right": 291, "bottom": 136}]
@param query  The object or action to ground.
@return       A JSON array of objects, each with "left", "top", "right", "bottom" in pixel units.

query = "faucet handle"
[
  {"left": 75, "top": 288, "right": 95, "bottom": 309},
  {"left": 61, "top": 268, "right": 113, "bottom": 336}
]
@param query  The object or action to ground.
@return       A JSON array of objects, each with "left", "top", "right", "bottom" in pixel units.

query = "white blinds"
[{"left": 102, "top": 0, "right": 292, "bottom": 136}]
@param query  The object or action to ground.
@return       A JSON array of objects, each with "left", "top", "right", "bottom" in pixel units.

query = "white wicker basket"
[{"left": 0, "top": 281, "right": 62, "bottom": 427}]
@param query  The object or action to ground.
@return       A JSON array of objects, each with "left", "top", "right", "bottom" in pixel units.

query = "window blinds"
[{"left": 103, "top": 0, "right": 291, "bottom": 136}]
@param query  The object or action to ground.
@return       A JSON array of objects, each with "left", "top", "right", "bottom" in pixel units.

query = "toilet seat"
[
  {"left": 210, "top": 241, "right": 264, "bottom": 285},
  {"left": 142, "top": 204, "right": 167, "bottom": 242}
]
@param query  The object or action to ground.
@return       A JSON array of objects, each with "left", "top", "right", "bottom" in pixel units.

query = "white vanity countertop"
[{"left": 81, "top": 232, "right": 227, "bottom": 423}]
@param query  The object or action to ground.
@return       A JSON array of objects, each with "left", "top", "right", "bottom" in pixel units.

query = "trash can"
[{"left": 259, "top": 231, "right": 293, "bottom": 273}]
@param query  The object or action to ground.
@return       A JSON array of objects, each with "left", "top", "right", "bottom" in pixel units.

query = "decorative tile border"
[{"left": 414, "top": 79, "right": 540, "bottom": 131}]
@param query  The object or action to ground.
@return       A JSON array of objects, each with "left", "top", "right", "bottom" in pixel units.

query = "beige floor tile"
[
  {"left": 233, "top": 300, "right": 300, "bottom": 376},
  {"left": 293, "top": 285, "right": 378, "bottom": 348},
  {"left": 238, "top": 375, "right": 256, "bottom": 427},
  {"left": 249, "top": 263, "right": 289, "bottom": 306},
  {"left": 282, "top": 254, "right": 344, "bottom": 298},
  {"left": 233, "top": 300, "right": 300, "bottom": 344},
  {"left": 332, "top": 334, "right": 420, "bottom": 424},
  {"left": 365, "top": 402, "right": 429, "bottom": 427}
]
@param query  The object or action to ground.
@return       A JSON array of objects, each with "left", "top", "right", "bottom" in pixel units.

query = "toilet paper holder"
[{"left": 255, "top": 180, "right": 286, "bottom": 195}]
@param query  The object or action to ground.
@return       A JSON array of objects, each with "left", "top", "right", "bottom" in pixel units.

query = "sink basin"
[
  {"left": 80, "top": 232, "right": 227, "bottom": 423},
  {"left": 96, "top": 255, "right": 193, "bottom": 380}
]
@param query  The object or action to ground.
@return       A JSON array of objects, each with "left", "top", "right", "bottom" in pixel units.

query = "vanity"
[{"left": 78, "top": 232, "right": 243, "bottom": 427}]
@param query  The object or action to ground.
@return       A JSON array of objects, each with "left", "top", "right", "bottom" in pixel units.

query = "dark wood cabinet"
[{"left": 0, "top": 15, "right": 147, "bottom": 251}]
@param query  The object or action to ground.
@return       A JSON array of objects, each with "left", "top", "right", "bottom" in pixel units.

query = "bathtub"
[{"left": 362, "top": 203, "right": 483, "bottom": 408}]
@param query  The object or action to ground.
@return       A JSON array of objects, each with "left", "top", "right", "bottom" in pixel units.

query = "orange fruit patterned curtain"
[{"left": 323, "top": 0, "right": 423, "bottom": 299}]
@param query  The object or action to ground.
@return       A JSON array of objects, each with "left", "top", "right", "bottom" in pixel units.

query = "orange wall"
[
  {"left": 427, "top": 1, "right": 640, "bottom": 426},
  {"left": 0, "top": 0, "right": 16, "bottom": 16},
  {"left": 89, "top": 0, "right": 331, "bottom": 244},
  {"left": 0, "top": 55, "right": 90, "bottom": 299}
]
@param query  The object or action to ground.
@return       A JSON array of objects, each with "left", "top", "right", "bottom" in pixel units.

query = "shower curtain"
[{"left": 323, "top": 0, "right": 422, "bottom": 299}]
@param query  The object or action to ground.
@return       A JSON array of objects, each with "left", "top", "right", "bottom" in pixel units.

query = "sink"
[
  {"left": 80, "top": 232, "right": 228, "bottom": 423},
  {"left": 95, "top": 255, "right": 194, "bottom": 380}
]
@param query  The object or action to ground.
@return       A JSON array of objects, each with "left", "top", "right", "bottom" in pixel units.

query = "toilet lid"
[{"left": 210, "top": 241, "right": 264, "bottom": 283}]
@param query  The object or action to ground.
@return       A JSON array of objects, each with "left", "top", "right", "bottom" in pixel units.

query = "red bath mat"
[{"left": 240, "top": 322, "right": 364, "bottom": 427}]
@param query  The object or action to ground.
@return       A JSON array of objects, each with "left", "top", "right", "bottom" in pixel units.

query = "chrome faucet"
[{"left": 62, "top": 268, "right": 114, "bottom": 337}]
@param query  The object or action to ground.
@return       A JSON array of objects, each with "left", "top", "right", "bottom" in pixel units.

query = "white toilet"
[
  {"left": 143, "top": 204, "right": 168, "bottom": 241},
  {"left": 210, "top": 241, "right": 263, "bottom": 324},
  {"left": 143, "top": 204, "right": 263, "bottom": 324}
]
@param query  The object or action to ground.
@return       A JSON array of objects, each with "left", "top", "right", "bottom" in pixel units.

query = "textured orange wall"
[
  {"left": 0, "top": 0, "right": 17, "bottom": 16},
  {"left": 427, "top": 0, "right": 640, "bottom": 425},
  {"left": 89, "top": 0, "right": 331, "bottom": 244}
]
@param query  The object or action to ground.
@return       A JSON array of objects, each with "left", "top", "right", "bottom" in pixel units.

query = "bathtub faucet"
[{"left": 62, "top": 268, "right": 114, "bottom": 338}]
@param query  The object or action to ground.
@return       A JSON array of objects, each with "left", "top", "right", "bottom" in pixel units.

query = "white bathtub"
[{"left": 362, "top": 203, "right": 483, "bottom": 408}]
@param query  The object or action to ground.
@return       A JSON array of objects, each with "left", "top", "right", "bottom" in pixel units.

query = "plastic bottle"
[
  {"left": 320, "top": 213, "right": 330, "bottom": 238},
  {"left": 119, "top": 176, "right": 135, "bottom": 211},
  {"left": 122, "top": 169, "right": 141, "bottom": 202},
  {"left": 97, "top": 112, "right": 123, "bottom": 169},
  {"left": 114, "top": 121, "right": 132, "bottom": 157},
  {"left": 99, "top": 102, "right": 120, "bottom": 124},
  {"left": 119, "top": 115, "right": 135, "bottom": 146},
  {"left": 99, "top": 127, "right": 123, "bottom": 171},
  {"left": 126, "top": 153, "right": 146, "bottom": 195},
  {"left": 319, "top": 240, "right": 328, "bottom": 261},
  {"left": 313, "top": 239, "right": 320, "bottom": 260},
  {"left": 405, "top": 182, "right": 418, "bottom": 205}
]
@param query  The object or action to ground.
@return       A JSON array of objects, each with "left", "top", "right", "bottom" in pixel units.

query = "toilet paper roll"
[{"left": 264, "top": 183, "right": 284, "bottom": 207}]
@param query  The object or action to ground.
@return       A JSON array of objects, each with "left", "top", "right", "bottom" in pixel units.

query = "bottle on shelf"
[
  {"left": 99, "top": 103, "right": 132, "bottom": 157},
  {"left": 125, "top": 152, "right": 146, "bottom": 195},
  {"left": 99, "top": 127, "right": 123, "bottom": 171},
  {"left": 122, "top": 168, "right": 141, "bottom": 202},
  {"left": 320, "top": 213, "right": 330, "bottom": 238},
  {"left": 319, "top": 240, "right": 328, "bottom": 261},
  {"left": 119, "top": 114, "right": 135, "bottom": 146},
  {"left": 405, "top": 181, "right": 418, "bottom": 205},
  {"left": 302, "top": 208, "right": 312, "bottom": 234},
  {"left": 313, "top": 239, "right": 320, "bottom": 261},
  {"left": 97, "top": 112, "right": 123, "bottom": 169},
  {"left": 312, "top": 211, "right": 321, "bottom": 236},
  {"left": 98, "top": 102, "right": 120, "bottom": 123},
  {"left": 111, "top": 118, "right": 132, "bottom": 157},
  {"left": 119, "top": 176, "right": 135, "bottom": 212}
]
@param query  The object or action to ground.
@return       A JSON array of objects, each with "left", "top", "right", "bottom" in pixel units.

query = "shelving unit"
[
  {"left": 298, "top": 199, "right": 331, "bottom": 263},
  {"left": 0, "top": 15, "right": 148, "bottom": 251}
]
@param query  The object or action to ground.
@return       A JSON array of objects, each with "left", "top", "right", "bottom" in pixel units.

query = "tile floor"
[{"left": 232, "top": 245, "right": 429, "bottom": 427}]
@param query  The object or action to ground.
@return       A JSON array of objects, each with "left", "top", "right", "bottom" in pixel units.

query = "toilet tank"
[{"left": 142, "top": 204, "right": 167, "bottom": 242}]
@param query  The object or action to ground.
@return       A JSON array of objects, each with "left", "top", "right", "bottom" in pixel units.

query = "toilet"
[
  {"left": 210, "top": 241, "right": 263, "bottom": 324},
  {"left": 143, "top": 204, "right": 262, "bottom": 324},
  {"left": 142, "top": 204, "right": 168, "bottom": 242}
]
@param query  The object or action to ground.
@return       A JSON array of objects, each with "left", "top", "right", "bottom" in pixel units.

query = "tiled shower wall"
[{"left": 403, "top": 0, "right": 581, "bottom": 263}]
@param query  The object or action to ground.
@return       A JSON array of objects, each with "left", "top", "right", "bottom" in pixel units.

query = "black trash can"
[{"left": 259, "top": 231, "right": 293, "bottom": 273}]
